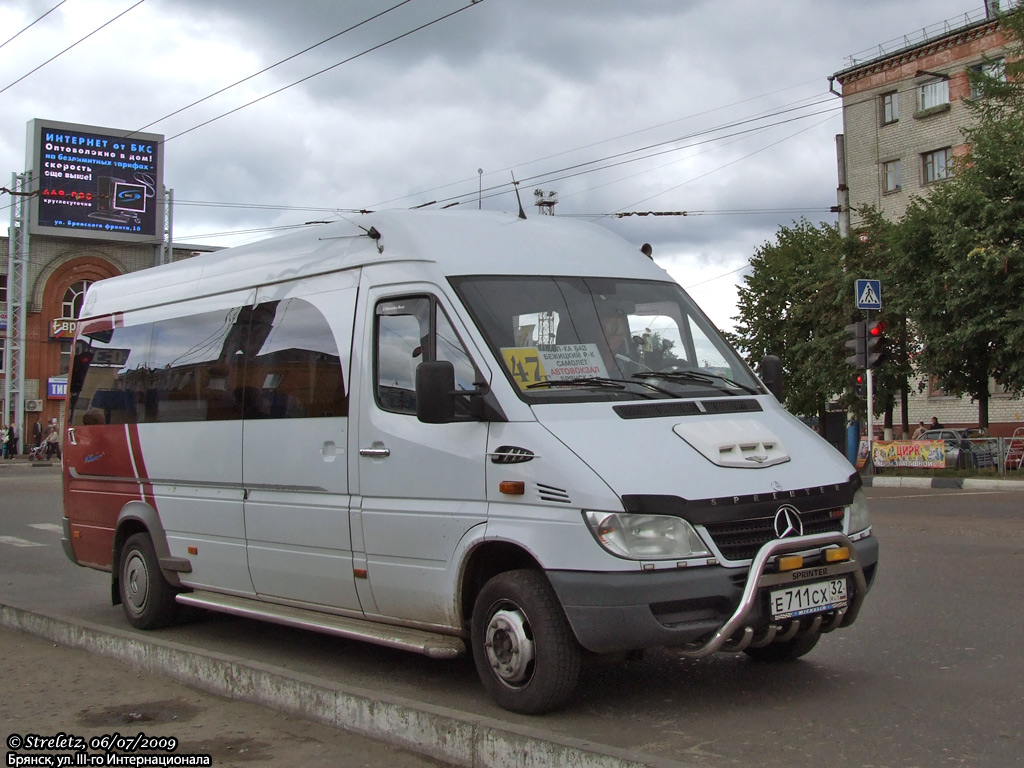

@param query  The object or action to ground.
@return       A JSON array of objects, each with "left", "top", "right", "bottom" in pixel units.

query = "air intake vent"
[
  {"left": 699, "top": 399, "right": 762, "bottom": 415},
  {"left": 614, "top": 402, "right": 701, "bottom": 420},
  {"left": 490, "top": 446, "right": 535, "bottom": 464},
  {"left": 536, "top": 483, "right": 571, "bottom": 504}
]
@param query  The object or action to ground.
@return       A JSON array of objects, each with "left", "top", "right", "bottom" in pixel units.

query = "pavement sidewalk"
[{"left": 0, "top": 622, "right": 450, "bottom": 768}]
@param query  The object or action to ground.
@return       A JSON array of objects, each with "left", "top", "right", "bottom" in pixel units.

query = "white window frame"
[
  {"left": 922, "top": 148, "right": 952, "bottom": 184},
  {"left": 881, "top": 92, "right": 899, "bottom": 124},
  {"left": 883, "top": 159, "right": 902, "bottom": 193},
  {"left": 919, "top": 79, "right": 949, "bottom": 111},
  {"left": 970, "top": 58, "right": 1006, "bottom": 98}
]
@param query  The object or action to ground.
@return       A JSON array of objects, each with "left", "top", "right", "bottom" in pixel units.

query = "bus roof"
[{"left": 80, "top": 208, "right": 670, "bottom": 318}]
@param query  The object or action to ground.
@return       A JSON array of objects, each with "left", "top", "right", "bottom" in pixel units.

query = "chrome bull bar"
[{"left": 677, "top": 531, "right": 868, "bottom": 659}]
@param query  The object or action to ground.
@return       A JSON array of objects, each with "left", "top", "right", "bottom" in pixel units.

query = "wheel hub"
[
  {"left": 124, "top": 552, "right": 149, "bottom": 613},
  {"left": 484, "top": 607, "right": 535, "bottom": 686}
]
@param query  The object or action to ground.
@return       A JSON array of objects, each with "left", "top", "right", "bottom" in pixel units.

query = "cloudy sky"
[{"left": 0, "top": 0, "right": 993, "bottom": 329}]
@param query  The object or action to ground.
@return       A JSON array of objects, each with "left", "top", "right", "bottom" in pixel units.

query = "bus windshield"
[{"left": 450, "top": 275, "right": 763, "bottom": 402}]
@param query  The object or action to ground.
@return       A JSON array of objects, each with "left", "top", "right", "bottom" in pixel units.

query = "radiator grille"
[{"left": 702, "top": 507, "right": 844, "bottom": 561}]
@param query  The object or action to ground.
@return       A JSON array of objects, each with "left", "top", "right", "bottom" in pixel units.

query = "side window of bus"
[
  {"left": 375, "top": 296, "right": 475, "bottom": 416},
  {"left": 147, "top": 308, "right": 246, "bottom": 423},
  {"left": 244, "top": 298, "right": 347, "bottom": 418},
  {"left": 69, "top": 324, "right": 153, "bottom": 426},
  {"left": 71, "top": 302, "right": 346, "bottom": 425}
]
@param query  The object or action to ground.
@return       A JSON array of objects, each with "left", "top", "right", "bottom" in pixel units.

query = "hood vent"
[
  {"left": 673, "top": 419, "right": 790, "bottom": 468},
  {"left": 537, "top": 483, "right": 572, "bottom": 504}
]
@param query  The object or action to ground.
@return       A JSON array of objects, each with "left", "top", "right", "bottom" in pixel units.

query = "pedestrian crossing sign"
[{"left": 855, "top": 279, "right": 882, "bottom": 310}]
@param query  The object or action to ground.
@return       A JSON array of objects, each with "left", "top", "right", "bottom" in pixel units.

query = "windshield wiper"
[
  {"left": 632, "top": 369, "right": 761, "bottom": 395},
  {"left": 526, "top": 376, "right": 627, "bottom": 390},
  {"left": 526, "top": 376, "right": 678, "bottom": 398}
]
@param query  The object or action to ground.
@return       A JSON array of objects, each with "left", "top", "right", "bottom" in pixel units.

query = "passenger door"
[
  {"left": 241, "top": 274, "right": 361, "bottom": 612},
  {"left": 351, "top": 287, "right": 488, "bottom": 627}
]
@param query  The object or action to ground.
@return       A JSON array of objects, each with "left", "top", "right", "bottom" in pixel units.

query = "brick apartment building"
[{"left": 831, "top": 1, "right": 1023, "bottom": 437}]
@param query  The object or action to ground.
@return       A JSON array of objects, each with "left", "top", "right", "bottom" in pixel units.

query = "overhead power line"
[
  {"left": 0, "top": 0, "right": 147, "bottom": 96},
  {"left": 133, "top": 0, "right": 417, "bottom": 133},
  {"left": 163, "top": 0, "right": 486, "bottom": 143},
  {"left": 0, "top": 0, "right": 68, "bottom": 51},
  {"left": 430, "top": 102, "right": 841, "bottom": 210}
]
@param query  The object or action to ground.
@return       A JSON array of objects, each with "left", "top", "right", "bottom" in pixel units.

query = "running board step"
[{"left": 176, "top": 591, "right": 466, "bottom": 659}]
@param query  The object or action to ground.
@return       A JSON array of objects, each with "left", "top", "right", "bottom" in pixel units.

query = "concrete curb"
[
  {"left": 0, "top": 602, "right": 694, "bottom": 768},
  {"left": 863, "top": 476, "right": 1023, "bottom": 490}
]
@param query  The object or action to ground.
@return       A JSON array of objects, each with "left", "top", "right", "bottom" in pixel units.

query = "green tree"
[{"left": 730, "top": 220, "right": 848, "bottom": 423}]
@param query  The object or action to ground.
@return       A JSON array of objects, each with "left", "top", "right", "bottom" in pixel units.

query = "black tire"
[
  {"left": 470, "top": 569, "right": 582, "bottom": 715},
  {"left": 118, "top": 532, "right": 178, "bottom": 630},
  {"left": 744, "top": 628, "right": 822, "bottom": 662}
]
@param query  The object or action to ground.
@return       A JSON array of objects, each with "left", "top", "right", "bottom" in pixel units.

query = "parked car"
[
  {"left": 918, "top": 428, "right": 996, "bottom": 470},
  {"left": 917, "top": 429, "right": 971, "bottom": 469}
]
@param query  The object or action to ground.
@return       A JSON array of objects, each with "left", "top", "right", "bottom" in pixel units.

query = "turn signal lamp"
[
  {"left": 825, "top": 546, "right": 850, "bottom": 563},
  {"left": 778, "top": 555, "right": 804, "bottom": 571},
  {"left": 499, "top": 480, "right": 525, "bottom": 495}
]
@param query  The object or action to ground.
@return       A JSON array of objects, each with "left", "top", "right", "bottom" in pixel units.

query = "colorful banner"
[{"left": 872, "top": 440, "right": 946, "bottom": 469}]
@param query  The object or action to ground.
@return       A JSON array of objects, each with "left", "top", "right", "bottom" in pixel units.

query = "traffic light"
[
  {"left": 844, "top": 321, "right": 866, "bottom": 368},
  {"left": 866, "top": 320, "right": 888, "bottom": 368},
  {"left": 852, "top": 372, "right": 866, "bottom": 398}
]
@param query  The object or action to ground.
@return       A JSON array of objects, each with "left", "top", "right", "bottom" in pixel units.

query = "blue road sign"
[{"left": 855, "top": 279, "right": 882, "bottom": 310}]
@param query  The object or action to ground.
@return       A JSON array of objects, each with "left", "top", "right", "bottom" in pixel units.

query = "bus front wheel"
[{"left": 470, "top": 569, "right": 582, "bottom": 715}]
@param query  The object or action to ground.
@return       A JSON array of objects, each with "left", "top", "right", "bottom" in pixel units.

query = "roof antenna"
[
  {"left": 510, "top": 172, "right": 527, "bottom": 219},
  {"left": 360, "top": 225, "right": 383, "bottom": 253}
]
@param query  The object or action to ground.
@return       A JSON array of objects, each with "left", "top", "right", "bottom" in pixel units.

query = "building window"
[
  {"left": 923, "top": 148, "right": 952, "bottom": 184},
  {"left": 881, "top": 92, "right": 899, "bottom": 124},
  {"left": 61, "top": 280, "right": 92, "bottom": 319},
  {"left": 919, "top": 79, "right": 949, "bottom": 110},
  {"left": 60, "top": 280, "right": 93, "bottom": 374},
  {"left": 883, "top": 160, "right": 902, "bottom": 193},
  {"left": 0, "top": 273, "right": 7, "bottom": 304},
  {"left": 970, "top": 58, "right": 1006, "bottom": 98}
]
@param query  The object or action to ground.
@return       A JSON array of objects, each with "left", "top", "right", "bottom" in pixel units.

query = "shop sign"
[
  {"left": 51, "top": 317, "right": 77, "bottom": 339},
  {"left": 48, "top": 377, "right": 68, "bottom": 399}
]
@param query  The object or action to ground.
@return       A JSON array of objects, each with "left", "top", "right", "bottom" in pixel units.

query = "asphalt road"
[{"left": 2, "top": 462, "right": 1023, "bottom": 767}]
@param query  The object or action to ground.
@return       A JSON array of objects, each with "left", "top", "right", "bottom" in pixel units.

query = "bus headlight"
[
  {"left": 583, "top": 511, "right": 710, "bottom": 560},
  {"left": 847, "top": 489, "right": 871, "bottom": 534}
]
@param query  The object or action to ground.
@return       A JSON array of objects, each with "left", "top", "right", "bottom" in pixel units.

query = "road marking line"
[
  {"left": 0, "top": 536, "right": 44, "bottom": 548},
  {"left": 28, "top": 523, "right": 62, "bottom": 533}
]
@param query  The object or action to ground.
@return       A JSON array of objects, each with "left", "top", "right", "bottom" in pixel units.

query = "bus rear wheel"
[{"left": 119, "top": 532, "right": 178, "bottom": 630}]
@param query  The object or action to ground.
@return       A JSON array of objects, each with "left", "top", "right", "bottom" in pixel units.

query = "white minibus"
[{"left": 62, "top": 208, "right": 877, "bottom": 714}]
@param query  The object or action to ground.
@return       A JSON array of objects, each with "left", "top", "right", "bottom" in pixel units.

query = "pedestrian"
[
  {"left": 0, "top": 423, "right": 8, "bottom": 459},
  {"left": 7, "top": 422, "right": 17, "bottom": 458},
  {"left": 912, "top": 421, "right": 927, "bottom": 439},
  {"left": 32, "top": 418, "right": 42, "bottom": 450},
  {"left": 44, "top": 420, "right": 61, "bottom": 460},
  {"left": 929, "top": 416, "right": 944, "bottom": 430}
]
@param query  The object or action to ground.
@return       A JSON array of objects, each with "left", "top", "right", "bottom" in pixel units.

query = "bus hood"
[{"left": 533, "top": 400, "right": 855, "bottom": 501}]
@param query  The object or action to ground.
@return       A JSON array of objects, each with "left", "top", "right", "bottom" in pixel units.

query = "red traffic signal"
[
  {"left": 866, "top": 320, "right": 888, "bottom": 368},
  {"left": 852, "top": 372, "right": 865, "bottom": 398}
]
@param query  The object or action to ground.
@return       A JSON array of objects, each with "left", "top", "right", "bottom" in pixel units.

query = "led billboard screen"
[{"left": 26, "top": 119, "right": 164, "bottom": 243}]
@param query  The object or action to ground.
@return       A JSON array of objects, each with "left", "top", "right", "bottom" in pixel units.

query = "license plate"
[{"left": 770, "top": 578, "right": 847, "bottom": 620}]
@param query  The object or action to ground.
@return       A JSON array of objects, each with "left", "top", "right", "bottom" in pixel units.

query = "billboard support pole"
[
  {"left": 158, "top": 187, "right": 174, "bottom": 265},
  {"left": 4, "top": 171, "right": 30, "bottom": 430}
]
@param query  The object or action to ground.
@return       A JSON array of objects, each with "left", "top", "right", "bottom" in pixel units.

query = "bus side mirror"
[
  {"left": 761, "top": 354, "right": 784, "bottom": 402},
  {"left": 416, "top": 361, "right": 456, "bottom": 424}
]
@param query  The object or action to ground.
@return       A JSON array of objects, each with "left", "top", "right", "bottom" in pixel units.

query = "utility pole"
[
  {"left": 533, "top": 188, "right": 557, "bottom": 215},
  {"left": 834, "top": 135, "right": 850, "bottom": 238}
]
